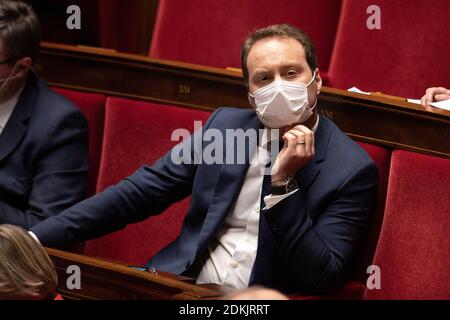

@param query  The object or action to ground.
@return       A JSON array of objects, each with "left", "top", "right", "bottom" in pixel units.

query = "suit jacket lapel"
[
  {"left": 295, "top": 115, "right": 331, "bottom": 191},
  {"left": 0, "top": 74, "right": 35, "bottom": 162}
]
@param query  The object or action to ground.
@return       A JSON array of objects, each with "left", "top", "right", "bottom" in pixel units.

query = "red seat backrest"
[
  {"left": 82, "top": 97, "right": 211, "bottom": 265},
  {"left": 351, "top": 141, "right": 391, "bottom": 282},
  {"left": 328, "top": 0, "right": 450, "bottom": 98},
  {"left": 52, "top": 87, "right": 106, "bottom": 197},
  {"left": 149, "top": 0, "right": 342, "bottom": 75},
  {"left": 364, "top": 150, "right": 450, "bottom": 299},
  {"left": 98, "top": 0, "right": 150, "bottom": 54}
]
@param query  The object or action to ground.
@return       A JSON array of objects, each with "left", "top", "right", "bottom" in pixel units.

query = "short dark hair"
[
  {"left": 0, "top": 0, "right": 41, "bottom": 63},
  {"left": 240, "top": 24, "right": 318, "bottom": 87}
]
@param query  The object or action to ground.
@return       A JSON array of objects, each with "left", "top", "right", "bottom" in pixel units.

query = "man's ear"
[
  {"left": 14, "top": 57, "right": 32, "bottom": 78},
  {"left": 314, "top": 68, "right": 322, "bottom": 95}
]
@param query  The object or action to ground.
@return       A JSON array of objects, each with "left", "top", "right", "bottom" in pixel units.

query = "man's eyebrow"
[
  {"left": 249, "top": 68, "right": 269, "bottom": 77},
  {"left": 281, "top": 63, "right": 304, "bottom": 70},
  {"left": 253, "top": 69, "right": 268, "bottom": 75}
]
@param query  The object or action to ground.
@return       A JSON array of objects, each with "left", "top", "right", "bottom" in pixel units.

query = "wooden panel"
[
  {"left": 37, "top": 42, "right": 247, "bottom": 111},
  {"left": 318, "top": 88, "right": 450, "bottom": 158},
  {"left": 47, "top": 248, "right": 230, "bottom": 300},
  {"left": 37, "top": 42, "right": 450, "bottom": 158}
]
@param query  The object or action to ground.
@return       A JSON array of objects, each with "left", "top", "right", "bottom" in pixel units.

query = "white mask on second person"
[{"left": 249, "top": 71, "right": 317, "bottom": 128}]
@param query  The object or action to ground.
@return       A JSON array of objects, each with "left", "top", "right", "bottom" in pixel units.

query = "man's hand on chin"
[{"left": 271, "top": 124, "right": 315, "bottom": 182}]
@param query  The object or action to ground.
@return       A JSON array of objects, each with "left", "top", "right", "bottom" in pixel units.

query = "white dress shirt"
[
  {"left": 0, "top": 85, "right": 25, "bottom": 135},
  {"left": 196, "top": 117, "right": 319, "bottom": 289}
]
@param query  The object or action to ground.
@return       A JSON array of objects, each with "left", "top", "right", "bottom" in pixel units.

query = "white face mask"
[
  {"left": 0, "top": 62, "right": 19, "bottom": 93},
  {"left": 249, "top": 71, "right": 317, "bottom": 128}
]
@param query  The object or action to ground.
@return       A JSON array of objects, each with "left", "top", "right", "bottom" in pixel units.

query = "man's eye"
[
  {"left": 258, "top": 76, "right": 269, "bottom": 83},
  {"left": 287, "top": 70, "right": 297, "bottom": 77}
]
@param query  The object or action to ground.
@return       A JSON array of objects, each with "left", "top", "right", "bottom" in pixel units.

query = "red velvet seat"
[
  {"left": 328, "top": 0, "right": 450, "bottom": 98},
  {"left": 352, "top": 142, "right": 391, "bottom": 282},
  {"left": 98, "top": 0, "right": 150, "bottom": 54},
  {"left": 150, "top": 0, "right": 342, "bottom": 80},
  {"left": 82, "top": 98, "right": 211, "bottom": 265},
  {"left": 52, "top": 88, "right": 106, "bottom": 197},
  {"left": 364, "top": 150, "right": 450, "bottom": 299}
]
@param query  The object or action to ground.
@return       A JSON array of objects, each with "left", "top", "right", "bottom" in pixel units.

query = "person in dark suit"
[
  {"left": 0, "top": 1, "right": 88, "bottom": 228},
  {"left": 31, "top": 24, "right": 377, "bottom": 294}
]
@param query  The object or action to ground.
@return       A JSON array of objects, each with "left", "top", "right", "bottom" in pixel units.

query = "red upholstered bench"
[
  {"left": 351, "top": 142, "right": 391, "bottom": 284},
  {"left": 363, "top": 150, "right": 450, "bottom": 299},
  {"left": 327, "top": 0, "right": 450, "bottom": 98},
  {"left": 51, "top": 88, "right": 106, "bottom": 254},
  {"left": 52, "top": 88, "right": 106, "bottom": 197},
  {"left": 82, "top": 97, "right": 211, "bottom": 265},
  {"left": 150, "top": 0, "right": 341, "bottom": 82}
]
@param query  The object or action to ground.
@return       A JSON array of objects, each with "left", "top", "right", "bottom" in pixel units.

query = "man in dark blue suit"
[
  {"left": 31, "top": 24, "right": 377, "bottom": 294},
  {"left": 0, "top": 1, "right": 88, "bottom": 228}
]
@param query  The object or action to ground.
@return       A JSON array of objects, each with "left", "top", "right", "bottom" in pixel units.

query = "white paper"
[
  {"left": 406, "top": 98, "right": 421, "bottom": 105},
  {"left": 407, "top": 98, "right": 450, "bottom": 111},
  {"left": 347, "top": 87, "right": 371, "bottom": 95},
  {"left": 430, "top": 99, "right": 450, "bottom": 111}
]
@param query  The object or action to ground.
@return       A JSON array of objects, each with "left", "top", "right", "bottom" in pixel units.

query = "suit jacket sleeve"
[
  {"left": 263, "top": 161, "right": 378, "bottom": 293},
  {"left": 0, "top": 109, "right": 88, "bottom": 228},
  {"left": 31, "top": 108, "right": 222, "bottom": 248}
]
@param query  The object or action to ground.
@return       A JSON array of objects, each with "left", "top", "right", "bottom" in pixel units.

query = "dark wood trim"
[
  {"left": 37, "top": 42, "right": 450, "bottom": 158},
  {"left": 317, "top": 89, "right": 450, "bottom": 158},
  {"left": 47, "top": 248, "right": 230, "bottom": 300}
]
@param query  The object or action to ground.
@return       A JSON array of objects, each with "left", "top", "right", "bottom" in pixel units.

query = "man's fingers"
[
  {"left": 421, "top": 91, "right": 435, "bottom": 106},
  {"left": 434, "top": 87, "right": 450, "bottom": 95},
  {"left": 283, "top": 130, "right": 308, "bottom": 157},
  {"left": 302, "top": 130, "right": 312, "bottom": 156},
  {"left": 420, "top": 96, "right": 428, "bottom": 107},
  {"left": 288, "top": 130, "right": 306, "bottom": 142},
  {"left": 422, "top": 87, "right": 450, "bottom": 106},
  {"left": 435, "top": 94, "right": 450, "bottom": 102},
  {"left": 283, "top": 132, "right": 299, "bottom": 150},
  {"left": 290, "top": 125, "right": 314, "bottom": 156}
]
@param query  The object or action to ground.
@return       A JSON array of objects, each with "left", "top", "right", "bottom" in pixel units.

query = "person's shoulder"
[
  {"left": 207, "top": 107, "right": 256, "bottom": 127},
  {"left": 31, "top": 74, "right": 85, "bottom": 120},
  {"left": 212, "top": 106, "right": 256, "bottom": 119},
  {"left": 322, "top": 117, "right": 375, "bottom": 169},
  {"left": 24, "top": 75, "right": 88, "bottom": 137}
]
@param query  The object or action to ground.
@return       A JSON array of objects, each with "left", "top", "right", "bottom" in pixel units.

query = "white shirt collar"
[
  {"left": 311, "top": 114, "right": 320, "bottom": 132},
  {"left": 0, "top": 85, "right": 25, "bottom": 134}
]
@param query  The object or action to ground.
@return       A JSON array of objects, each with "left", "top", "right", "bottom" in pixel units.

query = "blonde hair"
[{"left": 0, "top": 224, "right": 57, "bottom": 299}]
